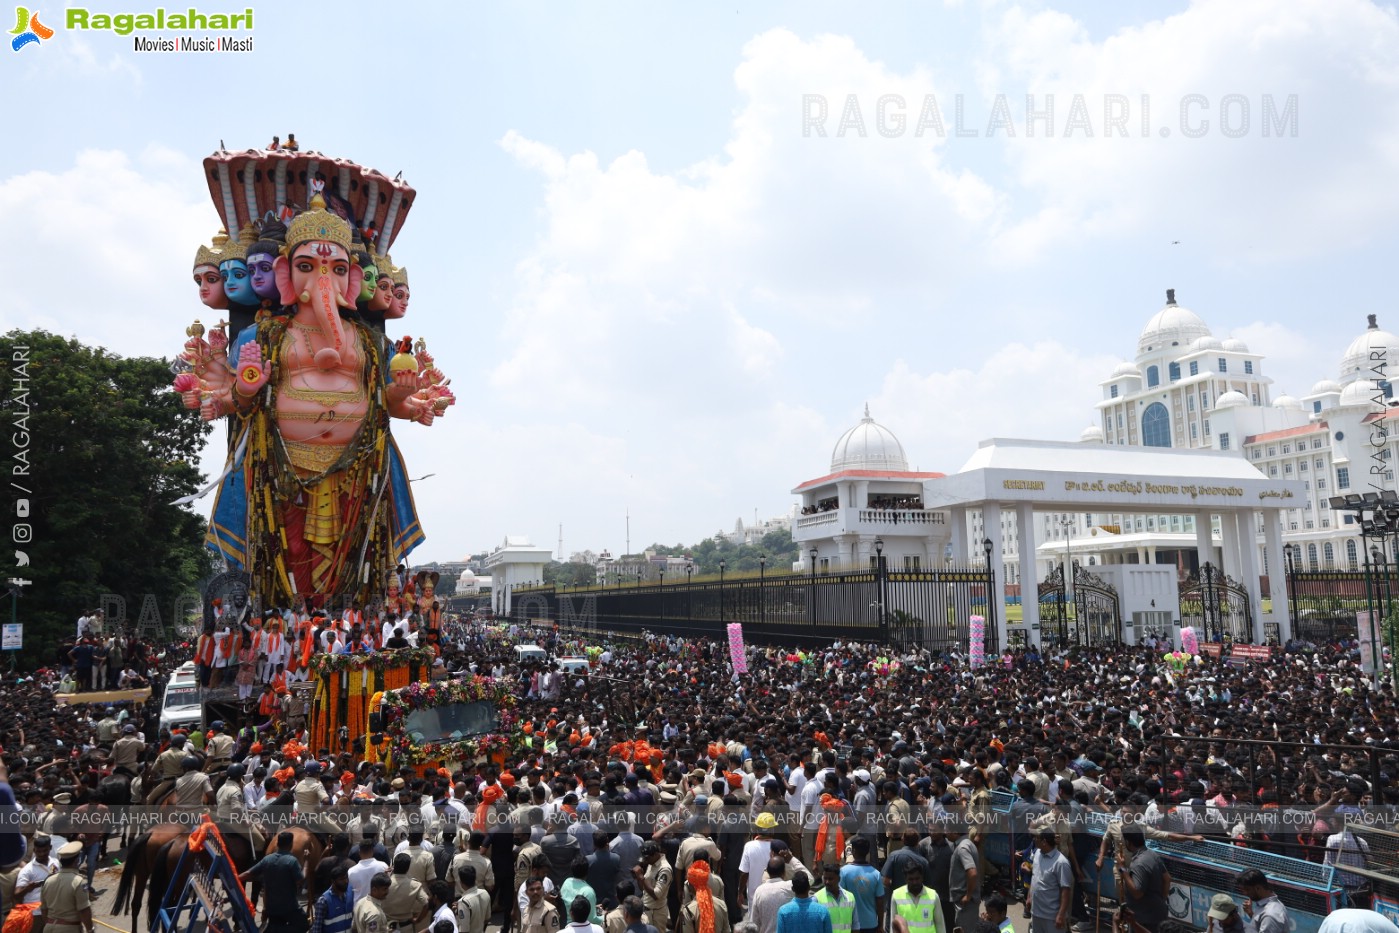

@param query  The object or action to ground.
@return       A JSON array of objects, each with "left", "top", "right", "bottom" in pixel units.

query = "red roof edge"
[
  {"left": 1244, "top": 421, "right": 1327, "bottom": 445},
  {"left": 792, "top": 469, "right": 945, "bottom": 494}
]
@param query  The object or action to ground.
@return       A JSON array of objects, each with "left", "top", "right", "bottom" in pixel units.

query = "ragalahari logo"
[{"left": 10, "top": 6, "right": 53, "bottom": 52}]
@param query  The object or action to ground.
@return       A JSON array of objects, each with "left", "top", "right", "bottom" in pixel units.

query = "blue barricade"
[{"left": 981, "top": 791, "right": 1345, "bottom": 932}]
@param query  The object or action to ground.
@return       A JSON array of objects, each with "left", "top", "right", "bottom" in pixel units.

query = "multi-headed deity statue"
[{"left": 171, "top": 142, "right": 453, "bottom": 607}]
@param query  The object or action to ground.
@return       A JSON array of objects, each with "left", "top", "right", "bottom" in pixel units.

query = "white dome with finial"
[
  {"left": 1079, "top": 424, "right": 1104, "bottom": 443},
  {"left": 831, "top": 405, "right": 909, "bottom": 472},
  {"left": 1216, "top": 390, "right": 1249, "bottom": 410},
  {"left": 1339, "top": 381, "right": 1374, "bottom": 408},
  {"left": 1340, "top": 315, "right": 1399, "bottom": 383},
  {"left": 1272, "top": 394, "right": 1304, "bottom": 412},
  {"left": 1138, "top": 288, "right": 1211, "bottom": 356},
  {"left": 1222, "top": 338, "right": 1249, "bottom": 353},
  {"left": 1110, "top": 361, "right": 1142, "bottom": 379},
  {"left": 1310, "top": 379, "right": 1342, "bottom": 396}
]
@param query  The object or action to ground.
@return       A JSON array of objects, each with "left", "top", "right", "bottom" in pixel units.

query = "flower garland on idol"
[
  {"left": 309, "top": 646, "right": 438, "bottom": 676},
  {"left": 379, "top": 675, "right": 518, "bottom": 766}
]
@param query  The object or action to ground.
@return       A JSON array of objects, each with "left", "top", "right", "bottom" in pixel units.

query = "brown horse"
[
  {"left": 246, "top": 826, "right": 324, "bottom": 912},
  {"left": 111, "top": 821, "right": 258, "bottom": 933},
  {"left": 111, "top": 823, "right": 187, "bottom": 933}
]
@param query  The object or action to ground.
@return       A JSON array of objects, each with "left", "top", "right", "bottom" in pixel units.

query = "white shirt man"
[
  {"left": 432, "top": 900, "right": 459, "bottom": 932},
  {"left": 14, "top": 844, "right": 61, "bottom": 914},
  {"left": 244, "top": 778, "right": 266, "bottom": 811},
  {"left": 349, "top": 848, "right": 390, "bottom": 902}
]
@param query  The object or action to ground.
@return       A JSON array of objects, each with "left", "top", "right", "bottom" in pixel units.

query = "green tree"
[
  {"left": 643, "top": 525, "right": 800, "bottom": 576},
  {"left": 543, "top": 561, "right": 598, "bottom": 587},
  {"left": 1, "top": 331, "right": 215, "bottom": 664}
]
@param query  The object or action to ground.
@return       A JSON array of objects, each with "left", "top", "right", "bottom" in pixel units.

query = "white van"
[
  {"left": 169, "top": 661, "right": 198, "bottom": 688},
  {"left": 160, "top": 680, "right": 202, "bottom": 733},
  {"left": 513, "top": 644, "right": 547, "bottom": 662},
  {"left": 558, "top": 657, "right": 591, "bottom": 675}
]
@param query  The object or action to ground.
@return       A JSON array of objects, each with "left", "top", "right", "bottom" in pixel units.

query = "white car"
[{"left": 160, "top": 679, "right": 202, "bottom": 733}]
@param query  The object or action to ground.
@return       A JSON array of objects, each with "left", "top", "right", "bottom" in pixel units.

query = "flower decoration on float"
[
  {"left": 309, "top": 646, "right": 438, "bottom": 675},
  {"left": 378, "top": 675, "right": 519, "bottom": 766}
]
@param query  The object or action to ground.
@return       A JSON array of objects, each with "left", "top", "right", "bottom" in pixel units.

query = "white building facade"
[
  {"left": 790, "top": 406, "right": 951, "bottom": 573},
  {"left": 484, "top": 536, "right": 555, "bottom": 615},
  {"left": 1095, "top": 293, "right": 1399, "bottom": 576}
]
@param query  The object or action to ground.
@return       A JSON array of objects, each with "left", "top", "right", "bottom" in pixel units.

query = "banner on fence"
[
  {"left": 1359, "top": 611, "right": 1377, "bottom": 673},
  {"left": 727, "top": 623, "right": 747, "bottom": 674},
  {"left": 969, "top": 615, "right": 985, "bottom": 669}
]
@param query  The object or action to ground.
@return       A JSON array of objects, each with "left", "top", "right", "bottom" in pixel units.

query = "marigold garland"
[
  {"left": 308, "top": 646, "right": 437, "bottom": 675},
  {"left": 381, "top": 675, "right": 519, "bottom": 767}
]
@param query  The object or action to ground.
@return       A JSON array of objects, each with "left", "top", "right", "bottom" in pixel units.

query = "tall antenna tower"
[
  {"left": 626, "top": 509, "right": 630, "bottom": 557},
  {"left": 558, "top": 524, "right": 563, "bottom": 562}
]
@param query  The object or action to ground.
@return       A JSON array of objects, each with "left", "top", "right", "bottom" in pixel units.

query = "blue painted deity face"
[
  {"left": 220, "top": 259, "right": 256, "bottom": 305},
  {"left": 247, "top": 252, "right": 280, "bottom": 301}
]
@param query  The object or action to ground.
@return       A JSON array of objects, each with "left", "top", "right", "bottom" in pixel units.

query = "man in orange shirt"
[
  {"left": 195, "top": 628, "right": 216, "bottom": 687},
  {"left": 259, "top": 682, "right": 281, "bottom": 721}
]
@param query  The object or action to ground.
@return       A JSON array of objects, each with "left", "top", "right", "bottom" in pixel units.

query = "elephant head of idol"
[{"left": 274, "top": 193, "right": 363, "bottom": 371}]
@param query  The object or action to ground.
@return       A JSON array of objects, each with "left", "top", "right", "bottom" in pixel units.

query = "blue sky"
[{"left": 6, "top": 0, "right": 1399, "bottom": 563}]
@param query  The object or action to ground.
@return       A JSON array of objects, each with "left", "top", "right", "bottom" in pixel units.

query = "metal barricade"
[{"left": 979, "top": 792, "right": 1348, "bottom": 933}]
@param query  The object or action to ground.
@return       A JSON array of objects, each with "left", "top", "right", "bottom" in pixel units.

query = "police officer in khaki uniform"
[
  {"left": 381, "top": 852, "right": 429, "bottom": 931},
  {"left": 39, "top": 841, "right": 93, "bottom": 933},
  {"left": 203, "top": 721, "right": 235, "bottom": 773},
  {"left": 353, "top": 872, "right": 392, "bottom": 933},
  {"left": 145, "top": 734, "right": 189, "bottom": 803}
]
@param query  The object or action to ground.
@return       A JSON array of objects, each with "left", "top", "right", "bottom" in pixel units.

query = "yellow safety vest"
[
  {"left": 892, "top": 886, "right": 940, "bottom": 933},
  {"left": 816, "top": 887, "right": 854, "bottom": 933}
]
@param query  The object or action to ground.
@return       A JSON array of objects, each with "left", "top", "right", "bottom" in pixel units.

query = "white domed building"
[
  {"left": 1094, "top": 301, "right": 1399, "bottom": 580},
  {"left": 791, "top": 406, "right": 950, "bottom": 572}
]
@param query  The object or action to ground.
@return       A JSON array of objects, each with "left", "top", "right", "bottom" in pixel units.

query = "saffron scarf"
[
  {"left": 687, "top": 860, "right": 715, "bottom": 933},
  {"left": 475, "top": 783, "right": 504, "bottom": 831},
  {"left": 815, "top": 793, "right": 845, "bottom": 859}
]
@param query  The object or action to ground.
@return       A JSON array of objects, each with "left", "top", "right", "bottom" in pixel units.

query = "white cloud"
[
  {"left": 22, "top": 35, "right": 142, "bottom": 86},
  {"left": 0, "top": 147, "right": 212, "bottom": 358},
  {"left": 1229, "top": 320, "right": 1323, "bottom": 397},
  {"left": 870, "top": 342, "right": 1121, "bottom": 472},
  {"left": 984, "top": 0, "right": 1399, "bottom": 260}
]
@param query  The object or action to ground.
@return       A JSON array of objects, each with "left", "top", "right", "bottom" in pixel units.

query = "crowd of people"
[{"left": 0, "top": 612, "right": 1397, "bottom": 933}]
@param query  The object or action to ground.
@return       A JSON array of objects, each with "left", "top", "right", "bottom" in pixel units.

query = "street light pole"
[
  {"left": 983, "top": 538, "right": 996, "bottom": 654},
  {"left": 5, "top": 578, "right": 28, "bottom": 672},
  {"left": 719, "top": 559, "right": 726, "bottom": 622},
  {"left": 1363, "top": 541, "right": 1382, "bottom": 690},
  {"left": 809, "top": 547, "right": 818, "bottom": 632},
  {"left": 759, "top": 555, "right": 766, "bottom": 627},
  {"left": 874, "top": 537, "right": 886, "bottom": 643},
  {"left": 1284, "top": 542, "right": 1298, "bottom": 641},
  {"left": 659, "top": 567, "right": 665, "bottom": 625},
  {"left": 1059, "top": 516, "right": 1073, "bottom": 647}
]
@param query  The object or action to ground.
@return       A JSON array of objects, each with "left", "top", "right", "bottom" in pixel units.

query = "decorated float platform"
[{"left": 306, "top": 647, "right": 515, "bottom": 774}]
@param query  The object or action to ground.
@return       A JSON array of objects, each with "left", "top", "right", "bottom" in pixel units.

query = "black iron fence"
[
  {"left": 1286, "top": 567, "right": 1396, "bottom": 642},
  {"left": 508, "top": 565, "right": 999, "bottom": 652}
]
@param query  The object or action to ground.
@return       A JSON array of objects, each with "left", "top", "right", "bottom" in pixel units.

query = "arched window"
[
  {"left": 1307, "top": 543, "right": 1319, "bottom": 571},
  {"left": 1347, "top": 539, "right": 1359, "bottom": 570},
  {"left": 1323, "top": 542, "right": 1335, "bottom": 569},
  {"left": 1146, "top": 365, "right": 1160, "bottom": 388},
  {"left": 1141, "top": 402, "right": 1171, "bottom": 448}
]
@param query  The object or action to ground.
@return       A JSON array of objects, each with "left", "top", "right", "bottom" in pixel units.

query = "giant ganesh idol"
[{"left": 170, "top": 142, "right": 453, "bottom": 607}]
